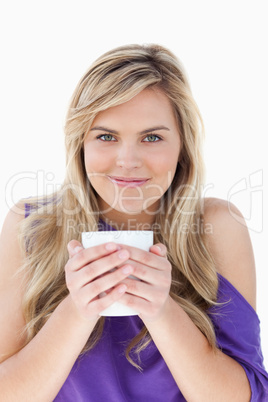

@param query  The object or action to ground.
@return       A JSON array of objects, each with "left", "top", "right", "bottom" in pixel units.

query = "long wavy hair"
[{"left": 18, "top": 43, "right": 218, "bottom": 369}]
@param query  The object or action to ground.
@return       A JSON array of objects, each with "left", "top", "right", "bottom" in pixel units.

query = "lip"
[{"left": 107, "top": 175, "right": 150, "bottom": 188}]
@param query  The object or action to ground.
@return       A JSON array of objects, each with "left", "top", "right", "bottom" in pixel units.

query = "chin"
[
  {"left": 97, "top": 192, "right": 162, "bottom": 217},
  {"left": 115, "top": 199, "right": 161, "bottom": 217},
  {"left": 114, "top": 202, "right": 146, "bottom": 215}
]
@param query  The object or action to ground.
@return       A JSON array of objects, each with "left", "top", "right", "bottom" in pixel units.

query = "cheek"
[
  {"left": 153, "top": 154, "right": 179, "bottom": 195},
  {"left": 150, "top": 151, "right": 178, "bottom": 178},
  {"left": 84, "top": 145, "right": 113, "bottom": 173}
]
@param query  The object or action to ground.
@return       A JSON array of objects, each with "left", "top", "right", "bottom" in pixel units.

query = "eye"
[
  {"left": 97, "top": 134, "right": 116, "bottom": 142},
  {"left": 143, "top": 134, "right": 162, "bottom": 142}
]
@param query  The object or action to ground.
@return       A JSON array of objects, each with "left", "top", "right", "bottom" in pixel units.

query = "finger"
[
  {"left": 121, "top": 277, "right": 153, "bottom": 301},
  {"left": 150, "top": 243, "right": 167, "bottom": 257},
  {"left": 67, "top": 242, "right": 121, "bottom": 271},
  {"left": 121, "top": 259, "right": 171, "bottom": 287},
  {"left": 85, "top": 283, "right": 128, "bottom": 317},
  {"left": 117, "top": 244, "right": 168, "bottom": 271},
  {"left": 118, "top": 292, "right": 149, "bottom": 316},
  {"left": 66, "top": 250, "right": 132, "bottom": 291},
  {"left": 79, "top": 263, "right": 133, "bottom": 301},
  {"left": 67, "top": 240, "right": 84, "bottom": 258},
  {"left": 119, "top": 291, "right": 170, "bottom": 319}
]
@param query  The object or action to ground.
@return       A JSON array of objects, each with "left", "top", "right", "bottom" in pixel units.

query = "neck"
[
  {"left": 100, "top": 216, "right": 154, "bottom": 231},
  {"left": 99, "top": 201, "right": 157, "bottom": 231}
]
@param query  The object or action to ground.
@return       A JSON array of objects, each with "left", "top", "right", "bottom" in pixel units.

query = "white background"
[{"left": 0, "top": 1, "right": 267, "bottom": 367}]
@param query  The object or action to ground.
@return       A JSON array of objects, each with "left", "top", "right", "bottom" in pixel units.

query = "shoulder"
[
  {"left": 0, "top": 202, "right": 27, "bottom": 362},
  {"left": 0, "top": 201, "right": 26, "bottom": 271},
  {"left": 202, "top": 197, "right": 256, "bottom": 310},
  {"left": 0, "top": 201, "right": 26, "bottom": 237},
  {"left": 0, "top": 201, "right": 28, "bottom": 281},
  {"left": 1, "top": 201, "right": 26, "bottom": 238}
]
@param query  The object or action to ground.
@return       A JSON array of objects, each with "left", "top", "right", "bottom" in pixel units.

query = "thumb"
[
  {"left": 67, "top": 240, "right": 84, "bottom": 258},
  {"left": 150, "top": 243, "right": 167, "bottom": 257}
]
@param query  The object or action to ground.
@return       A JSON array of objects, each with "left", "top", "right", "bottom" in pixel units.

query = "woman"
[{"left": 0, "top": 44, "right": 267, "bottom": 401}]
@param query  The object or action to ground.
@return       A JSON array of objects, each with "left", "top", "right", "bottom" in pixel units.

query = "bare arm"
[
  {"left": 118, "top": 198, "right": 254, "bottom": 401},
  {"left": 146, "top": 198, "right": 254, "bottom": 401},
  {"left": 0, "top": 205, "right": 131, "bottom": 401},
  {"left": 0, "top": 206, "right": 95, "bottom": 401},
  {"left": 143, "top": 296, "right": 251, "bottom": 402},
  {"left": 0, "top": 296, "right": 98, "bottom": 401}
]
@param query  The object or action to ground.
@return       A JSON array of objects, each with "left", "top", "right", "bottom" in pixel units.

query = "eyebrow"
[{"left": 90, "top": 125, "right": 170, "bottom": 135}]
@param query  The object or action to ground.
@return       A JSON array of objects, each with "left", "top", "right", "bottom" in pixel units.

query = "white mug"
[{"left": 82, "top": 230, "right": 154, "bottom": 316}]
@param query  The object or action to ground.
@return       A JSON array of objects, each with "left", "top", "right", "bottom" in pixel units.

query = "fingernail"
[
  {"left": 118, "top": 250, "right": 129, "bottom": 259},
  {"left": 118, "top": 284, "right": 127, "bottom": 294},
  {"left": 74, "top": 246, "right": 83, "bottom": 253},
  {"left": 105, "top": 242, "right": 118, "bottom": 251},
  {"left": 122, "top": 265, "right": 133, "bottom": 274}
]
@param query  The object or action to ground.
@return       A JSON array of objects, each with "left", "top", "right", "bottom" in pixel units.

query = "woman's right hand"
[{"left": 65, "top": 240, "right": 133, "bottom": 321}]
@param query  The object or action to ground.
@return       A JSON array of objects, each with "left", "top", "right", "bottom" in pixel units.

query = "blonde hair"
[{"left": 19, "top": 44, "right": 218, "bottom": 369}]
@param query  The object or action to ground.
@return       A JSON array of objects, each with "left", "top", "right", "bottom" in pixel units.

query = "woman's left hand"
[{"left": 118, "top": 243, "right": 172, "bottom": 322}]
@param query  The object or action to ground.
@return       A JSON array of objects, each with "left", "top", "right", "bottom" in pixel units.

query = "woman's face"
[{"left": 83, "top": 88, "right": 181, "bottom": 223}]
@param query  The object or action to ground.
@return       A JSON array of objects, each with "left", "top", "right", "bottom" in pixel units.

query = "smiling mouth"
[{"left": 107, "top": 176, "right": 150, "bottom": 188}]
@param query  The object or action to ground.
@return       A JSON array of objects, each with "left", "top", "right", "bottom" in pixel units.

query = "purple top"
[{"left": 24, "top": 208, "right": 268, "bottom": 401}]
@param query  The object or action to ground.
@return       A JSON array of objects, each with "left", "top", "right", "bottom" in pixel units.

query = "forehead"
[{"left": 92, "top": 88, "right": 177, "bottom": 128}]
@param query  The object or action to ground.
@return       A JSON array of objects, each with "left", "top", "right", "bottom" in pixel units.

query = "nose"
[{"left": 116, "top": 143, "right": 142, "bottom": 170}]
